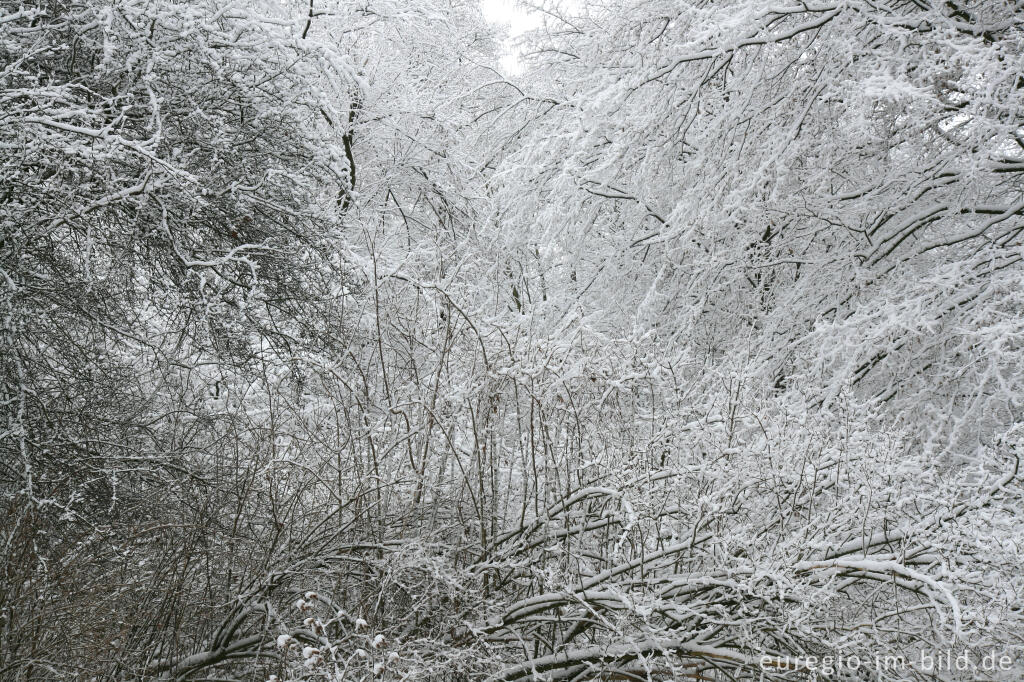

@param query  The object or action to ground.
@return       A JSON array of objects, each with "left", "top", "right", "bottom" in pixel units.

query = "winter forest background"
[{"left": 2, "top": 0, "right": 1023, "bottom": 680}]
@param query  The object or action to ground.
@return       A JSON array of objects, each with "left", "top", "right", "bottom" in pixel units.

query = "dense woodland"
[{"left": 2, "top": 0, "right": 1023, "bottom": 680}]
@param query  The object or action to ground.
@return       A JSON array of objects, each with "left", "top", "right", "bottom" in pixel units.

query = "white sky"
[
  {"left": 480, "top": 0, "right": 540, "bottom": 36},
  {"left": 480, "top": 0, "right": 541, "bottom": 73}
]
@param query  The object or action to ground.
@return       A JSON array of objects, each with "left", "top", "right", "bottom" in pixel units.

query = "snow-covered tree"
[
  {"left": 466, "top": 1, "right": 1024, "bottom": 679},
  {"left": 2, "top": 0, "right": 1022, "bottom": 680}
]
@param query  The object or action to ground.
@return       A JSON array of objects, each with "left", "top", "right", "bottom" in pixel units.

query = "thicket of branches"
[{"left": 2, "top": 0, "right": 1022, "bottom": 680}]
